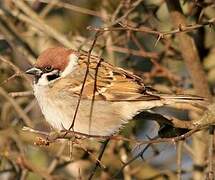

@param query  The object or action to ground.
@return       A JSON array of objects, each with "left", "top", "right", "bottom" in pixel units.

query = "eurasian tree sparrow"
[{"left": 26, "top": 47, "right": 205, "bottom": 136}]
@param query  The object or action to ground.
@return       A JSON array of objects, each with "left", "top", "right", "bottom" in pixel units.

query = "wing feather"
[{"left": 70, "top": 53, "right": 161, "bottom": 101}]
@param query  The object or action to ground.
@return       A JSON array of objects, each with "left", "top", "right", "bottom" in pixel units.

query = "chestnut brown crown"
[{"left": 35, "top": 47, "right": 76, "bottom": 71}]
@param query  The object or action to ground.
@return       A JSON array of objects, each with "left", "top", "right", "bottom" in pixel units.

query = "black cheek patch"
[{"left": 47, "top": 73, "right": 60, "bottom": 81}]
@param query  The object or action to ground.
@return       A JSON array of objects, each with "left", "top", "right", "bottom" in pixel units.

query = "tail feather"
[
  {"left": 161, "top": 94, "right": 205, "bottom": 102},
  {"left": 129, "top": 94, "right": 207, "bottom": 115},
  {"left": 159, "top": 94, "right": 208, "bottom": 107}
]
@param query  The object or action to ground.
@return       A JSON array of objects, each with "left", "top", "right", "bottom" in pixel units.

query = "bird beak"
[{"left": 25, "top": 67, "right": 42, "bottom": 76}]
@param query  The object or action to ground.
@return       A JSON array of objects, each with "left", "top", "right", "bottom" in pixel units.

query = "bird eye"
[{"left": 44, "top": 66, "right": 53, "bottom": 72}]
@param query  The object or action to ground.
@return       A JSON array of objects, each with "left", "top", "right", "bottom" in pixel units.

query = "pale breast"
[
  {"left": 33, "top": 84, "right": 152, "bottom": 136},
  {"left": 33, "top": 84, "right": 123, "bottom": 135}
]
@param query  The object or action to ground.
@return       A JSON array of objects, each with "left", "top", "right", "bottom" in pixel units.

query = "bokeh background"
[{"left": 0, "top": 0, "right": 214, "bottom": 179}]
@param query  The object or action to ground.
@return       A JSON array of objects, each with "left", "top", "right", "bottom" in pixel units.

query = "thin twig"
[
  {"left": 88, "top": 17, "right": 215, "bottom": 37},
  {"left": 208, "top": 125, "right": 214, "bottom": 180},
  {"left": 22, "top": 126, "right": 49, "bottom": 136},
  {"left": 67, "top": 31, "right": 102, "bottom": 133},
  {"left": 114, "top": 142, "right": 152, "bottom": 178},
  {"left": 176, "top": 141, "right": 183, "bottom": 180},
  {"left": 107, "top": 0, "right": 144, "bottom": 27},
  {"left": 22, "top": 120, "right": 214, "bottom": 153},
  {"left": 88, "top": 57, "right": 103, "bottom": 134},
  {"left": 106, "top": 45, "right": 158, "bottom": 59},
  {"left": 0, "top": 87, "right": 33, "bottom": 127},
  {"left": 165, "top": 1, "right": 213, "bottom": 180},
  {"left": 9, "top": 1, "right": 75, "bottom": 48},
  {"left": 39, "top": 0, "right": 59, "bottom": 18},
  {"left": 48, "top": 143, "right": 67, "bottom": 174},
  {"left": 88, "top": 139, "right": 110, "bottom": 180},
  {"left": 0, "top": 56, "right": 30, "bottom": 83},
  {"left": 24, "top": 0, "right": 104, "bottom": 19},
  {"left": 9, "top": 91, "right": 33, "bottom": 97},
  {"left": 0, "top": 15, "right": 37, "bottom": 63}
]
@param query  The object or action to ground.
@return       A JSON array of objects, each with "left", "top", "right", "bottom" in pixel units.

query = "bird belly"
[
  {"left": 33, "top": 85, "right": 127, "bottom": 136},
  {"left": 33, "top": 85, "right": 160, "bottom": 136}
]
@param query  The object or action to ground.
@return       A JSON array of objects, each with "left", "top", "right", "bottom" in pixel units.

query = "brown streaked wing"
[{"left": 72, "top": 53, "right": 160, "bottom": 101}]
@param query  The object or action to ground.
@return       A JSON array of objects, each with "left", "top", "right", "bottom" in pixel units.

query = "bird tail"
[
  {"left": 160, "top": 94, "right": 208, "bottom": 107},
  {"left": 161, "top": 94, "right": 205, "bottom": 102}
]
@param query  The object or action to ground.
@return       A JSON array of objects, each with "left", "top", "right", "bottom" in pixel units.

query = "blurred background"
[{"left": 0, "top": 0, "right": 214, "bottom": 179}]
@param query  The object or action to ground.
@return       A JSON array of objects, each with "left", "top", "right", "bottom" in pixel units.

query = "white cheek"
[
  {"left": 37, "top": 74, "right": 49, "bottom": 86},
  {"left": 61, "top": 54, "right": 78, "bottom": 77}
]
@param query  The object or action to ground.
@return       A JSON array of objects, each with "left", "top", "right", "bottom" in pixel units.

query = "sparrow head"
[{"left": 26, "top": 47, "right": 79, "bottom": 85}]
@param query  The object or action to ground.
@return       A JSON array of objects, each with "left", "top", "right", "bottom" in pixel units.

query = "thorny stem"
[
  {"left": 25, "top": 122, "right": 214, "bottom": 147},
  {"left": 87, "top": 17, "right": 215, "bottom": 40}
]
